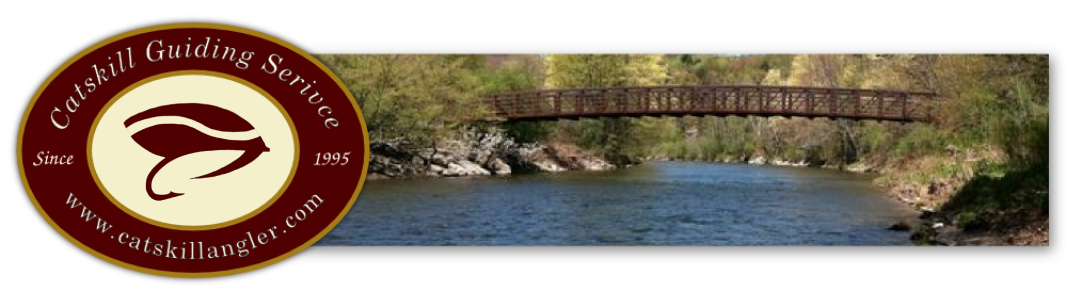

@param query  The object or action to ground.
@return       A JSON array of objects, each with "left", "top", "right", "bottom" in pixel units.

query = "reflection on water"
[{"left": 318, "top": 162, "right": 916, "bottom": 246}]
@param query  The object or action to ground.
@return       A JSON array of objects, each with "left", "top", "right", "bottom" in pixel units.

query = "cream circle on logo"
[{"left": 90, "top": 73, "right": 296, "bottom": 228}]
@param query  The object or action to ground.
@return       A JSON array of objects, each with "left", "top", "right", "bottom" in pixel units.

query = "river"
[{"left": 317, "top": 162, "right": 917, "bottom": 246}]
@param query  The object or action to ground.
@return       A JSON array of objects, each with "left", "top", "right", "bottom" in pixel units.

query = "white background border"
[{"left": 1, "top": 1, "right": 1058, "bottom": 289}]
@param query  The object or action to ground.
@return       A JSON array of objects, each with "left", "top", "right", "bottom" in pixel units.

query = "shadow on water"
[{"left": 319, "top": 162, "right": 917, "bottom": 246}]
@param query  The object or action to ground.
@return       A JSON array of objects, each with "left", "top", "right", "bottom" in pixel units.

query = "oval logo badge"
[{"left": 17, "top": 23, "right": 369, "bottom": 277}]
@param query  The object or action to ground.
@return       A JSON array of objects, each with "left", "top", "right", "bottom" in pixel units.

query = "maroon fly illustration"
[{"left": 125, "top": 103, "right": 269, "bottom": 201}]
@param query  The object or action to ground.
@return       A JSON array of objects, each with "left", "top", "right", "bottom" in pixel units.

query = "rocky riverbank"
[
  {"left": 367, "top": 131, "right": 614, "bottom": 180},
  {"left": 871, "top": 147, "right": 1048, "bottom": 246},
  {"left": 652, "top": 154, "right": 878, "bottom": 174}
]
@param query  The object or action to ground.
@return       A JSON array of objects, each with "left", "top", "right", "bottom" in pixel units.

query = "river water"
[{"left": 318, "top": 162, "right": 917, "bottom": 246}]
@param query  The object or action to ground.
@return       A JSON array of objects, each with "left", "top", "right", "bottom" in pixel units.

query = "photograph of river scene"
[{"left": 315, "top": 54, "right": 1049, "bottom": 246}]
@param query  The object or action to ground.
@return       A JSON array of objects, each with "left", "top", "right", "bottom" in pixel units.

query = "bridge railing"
[{"left": 484, "top": 86, "right": 936, "bottom": 122}]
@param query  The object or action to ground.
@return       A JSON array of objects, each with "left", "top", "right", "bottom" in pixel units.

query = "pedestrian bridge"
[{"left": 483, "top": 85, "right": 936, "bottom": 122}]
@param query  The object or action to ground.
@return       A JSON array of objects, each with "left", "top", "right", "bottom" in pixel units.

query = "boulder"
[
  {"left": 845, "top": 163, "right": 873, "bottom": 173},
  {"left": 370, "top": 142, "right": 410, "bottom": 160},
  {"left": 441, "top": 164, "right": 463, "bottom": 177},
  {"left": 579, "top": 157, "right": 614, "bottom": 171},
  {"left": 429, "top": 164, "right": 445, "bottom": 174},
  {"left": 441, "top": 160, "right": 491, "bottom": 177},
  {"left": 366, "top": 173, "right": 390, "bottom": 180},
  {"left": 888, "top": 221, "right": 912, "bottom": 231},
  {"left": 534, "top": 160, "right": 565, "bottom": 172},
  {"left": 430, "top": 153, "right": 455, "bottom": 167},
  {"left": 487, "top": 158, "right": 511, "bottom": 176},
  {"left": 460, "top": 160, "right": 491, "bottom": 176},
  {"left": 469, "top": 149, "right": 493, "bottom": 165},
  {"left": 771, "top": 159, "right": 810, "bottom": 167}
]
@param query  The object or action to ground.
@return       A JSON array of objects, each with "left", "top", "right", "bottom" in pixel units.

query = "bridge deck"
[{"left": 483, "top": 86, "right": 936, "bottom": 122}]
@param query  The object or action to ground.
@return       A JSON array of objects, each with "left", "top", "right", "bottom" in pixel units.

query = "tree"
[
  {"left": 543, "top": 54, "right": 669, "bottom": 163},
  {"left": 317, "top": 54, "right": 485, "bottom": 152},
  {"left": 477, "top": 57, "right": 552, "bottom": 143}
]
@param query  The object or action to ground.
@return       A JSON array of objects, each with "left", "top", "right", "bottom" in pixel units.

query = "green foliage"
[
  {"left": 905, "top": 54, "right": 1050, "bottom": 228},
  {"left": 856, "top": 121, "right": 892, "bottom": 157},
  {"left": 653, "top": 54, "right": 1047, "bottom": 179},
  {"left": 316, "top": 54, "right": 486, "bottom": 148},
  {"left": 504, "top": 121, "right": 552, "bottom": 144},
  {"left": 474, "top": 58, "right": 552, "bottom": 143},
  {"left": 666, "top": 54, "right": 790, "bottom": 85},
  {"left": 951, "top": 87, "right": 1001, "bottom": 145},
  {"left": 954, "top": 210, "right": 979, "bottom": 229},
  {"left": 991, "top": 84, "right": 1049, "bottom": 169},
  {"left": 892, "top": 124, "right": 948, "bottom": 158},
  {"left": 477, "top": 59, "right": 541, "bottom": 94},
  {"left": 543, "top": 54, "right": 670, "bottom": 164},
  {"left": 941, "top": 161, "right": 1049, "bottom": 231},
  {"left": 546, "top": 54, "right": 667, "bottom": 88}
]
